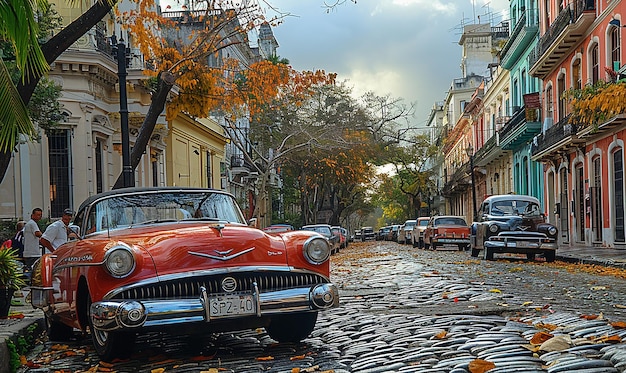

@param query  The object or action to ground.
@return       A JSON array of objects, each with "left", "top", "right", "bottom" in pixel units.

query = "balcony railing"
[
  {"left": 474, "top": 135, "right": 498, "bottom": 166},
  {"left": 442, "top": 161, "right": 471, "bottom": 197},
  {"left": 500, "top": 9, "right": 539, "bottom": 69},
  {"left": 529, "top": 0, "right": 595, "bottom": 78},
  {"left": 531, "top": 114, "right": 577, "bottom": 156},
  {"left": 499, "top": 107, "right": 527, "bottom": 141}
]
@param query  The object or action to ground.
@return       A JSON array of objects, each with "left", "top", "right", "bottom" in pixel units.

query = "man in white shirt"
[
  {"left": 23, "top": 208, "right": 43, "bottom": 271},
  {"left": 40, "top": 209, "right": 74, "bottom": 252}
]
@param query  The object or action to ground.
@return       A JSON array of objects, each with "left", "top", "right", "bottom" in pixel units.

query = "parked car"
[
  {"left": 470, "top": 194, "right": 558, "bottom": 262},
  {"left": 302, "top": 224, "right": 341, "bottom": 254},
  {"left": 376, "top": 226, "right": 391, "bottom": 241},
  {"left": 331, "top": 226, "right": 347, "bottom": 249},
  {"left": 29, "top": 187, "right": 339, "bottom": 362},
  {"left": 353, "top": 230, "right": 362, "bottom": 241},
  {"left": 397, "top": 220, "right": 417, "bottom": 244},
  {"left": 423, "top": 216, "right": 470, "bottom": 251},
  {"left": 361, "top": 226, "right": 376, "bottom": 241},
  {"left": 411, "top": 217, "right": 430, "bottom": 248},
  {"left": 386, "top": 224, "right": 401, "bottom": 241}
]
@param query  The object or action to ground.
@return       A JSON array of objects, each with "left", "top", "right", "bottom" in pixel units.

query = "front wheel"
[
  {"left": 526, "top": 253, "right": 536, "bottom": 261},
  {"left": 471, "top": 248, "right": 480, "bottom": 257},
  {"left": 266, "top": 312, "right": 318, "bottom": 343},
  {"left": 88, "top": 297, "right": 136, "bottom": 362},
  {"left": 544, "top": 251, "right": 556, "bottom": 263},
  {"left": 484, "top": 248, "right": 494, "bottom": 261}
]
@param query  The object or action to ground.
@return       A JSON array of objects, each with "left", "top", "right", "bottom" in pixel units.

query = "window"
[
  {"left": 573, "top": 58, "right": 582, "bottom": 90},
  {"left": 206, "top": 151, "right": 212, "bottom": 188},
  {"left": 615, "top": 149, "right": 625, "bottom": 242},
  {"left": 557, "top": 74, "right": 566, "bottom": 120},
  {"left": 48, "top": 129, "right": 72, "bottom": 218},
  {"left": 546, "top": 84, "right": 554, "bottom": 123},
  {"left": 611, "top": 26, "right": 621, "bottom": 72},
  {"left": 95, "top": 139, "right": 104, "bottom": 194},
  {"left": 591, "top": 44, "right": 599, "bottom": 84}
]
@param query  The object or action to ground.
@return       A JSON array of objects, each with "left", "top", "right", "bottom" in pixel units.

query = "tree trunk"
[
  {"left": 112, "top": 71, "right": 175, "bottom": 189},
  {"left": 0, "top": 0, "right": 118, "bottom": 184}
]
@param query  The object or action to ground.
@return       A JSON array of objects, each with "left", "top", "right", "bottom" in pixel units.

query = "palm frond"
[{"left": 0, "top": 59, "right": 36, "bottom": 152}]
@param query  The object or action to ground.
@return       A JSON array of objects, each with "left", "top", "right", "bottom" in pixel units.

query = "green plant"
[{"left": 0, "top": 248, "right": 26, "bottom": 290}]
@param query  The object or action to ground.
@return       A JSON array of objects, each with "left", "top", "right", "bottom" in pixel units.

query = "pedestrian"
[
  {"left": 23, "top": 208, "right": 43, "bottom": 271},
  {"left": 40, "top": 209, "right": 74, "bottom": 253},
  {"left": 12, "top": 220, "right": 26, "bottom": 260}
]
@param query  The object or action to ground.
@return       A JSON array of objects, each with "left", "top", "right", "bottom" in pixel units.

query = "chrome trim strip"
[{"left": 189, "top": 247, "right": 255, "bottom": 261}]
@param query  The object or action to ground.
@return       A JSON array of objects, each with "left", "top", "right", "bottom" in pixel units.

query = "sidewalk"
[
  {"left": 556, "top": 244, "right": 626, "bottom": 268},
  {"left": 0, "top": 290, "right": 44, "bottom": 373},
  {"left": 1, "top": 245, "right": 626, "bottom": 373}
]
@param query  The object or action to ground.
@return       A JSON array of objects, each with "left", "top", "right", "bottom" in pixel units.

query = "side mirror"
[
  {"left": 68, "top": 224, "right": 80, "bottom": 240},
  {"left": 248, "top": 218, "right": 258, "bottom": 228}
]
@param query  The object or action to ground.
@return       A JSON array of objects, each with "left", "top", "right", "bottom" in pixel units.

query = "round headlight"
[
  {"left": 303, "top": 236, "right": 331, "bottom": 264},
  {"left": 548, "top": 226, "right": 557, "bottom": 236},
  {"left": 104, "top": 246, "right": 136, "bottom": 278},
  {"left": 489, "top": 224, "right": 499, "bottom": 233}
]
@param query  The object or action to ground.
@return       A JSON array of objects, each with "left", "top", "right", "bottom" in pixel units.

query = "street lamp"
[
  {"left": 111, "top": 35, "right": 134, "bottom": 188},
  {"left": 465, "top": 144, "right": 478, "bottom": 222}
]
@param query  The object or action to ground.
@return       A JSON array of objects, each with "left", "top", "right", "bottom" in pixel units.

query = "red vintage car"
[
  {"left": 423, "top": 215, "right": 471, "bottom": 251},
  {"left": 30, "top": 187, "right": 338, "bottom": 361}
]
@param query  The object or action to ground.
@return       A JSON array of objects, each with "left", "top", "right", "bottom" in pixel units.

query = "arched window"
[
  {"left": 557, "top": 73, "right": 566, "bottom": 121},
  {"left": 572, "top": 58, "right": 582, "bottom": 90},
  {"left": 614, "top": 149, "right": 625, "bottom": 242},
  {"left": 591, "top": 43, "right": 599, "bottom": 84},
  {"left": 545, "top": 84, "right": 554, "bottom": 126},
  {"left": 611, "top": 26, "right": 621, "bottom": 72}
]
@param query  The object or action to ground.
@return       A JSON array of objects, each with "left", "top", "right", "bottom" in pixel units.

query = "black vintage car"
[{"left": 470, "top": 195, "right": 558, "bottom": 262}]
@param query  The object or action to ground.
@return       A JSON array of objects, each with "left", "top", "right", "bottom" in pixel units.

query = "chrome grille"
[{"left": 114, "top": 272, "right": 327, "bottom": 300}]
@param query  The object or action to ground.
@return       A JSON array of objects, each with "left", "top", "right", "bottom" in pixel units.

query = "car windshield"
[
  {"left": 419, "top": 220, "right": 429, "bottom": 227},
  {"left": 82, "top": 191, "right": 246, "bottom": 234},
  {"left": 434, "top": 217, "right": 467, "bottom": 226},
  {"left": 491, "top": 200, "right": 541, "bottom": 216},
  {"left": 303, "top": 226, "right": 331, "bottom": 236}
]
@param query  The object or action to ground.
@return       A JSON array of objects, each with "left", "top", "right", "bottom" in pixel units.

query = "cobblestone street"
[{"left": 21, "top": 241, "right": 626, "bottom": 372}]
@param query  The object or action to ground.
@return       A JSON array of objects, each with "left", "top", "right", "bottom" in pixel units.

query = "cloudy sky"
[{"left": 263, "top": 0, "right": 510, "bottom": 128}]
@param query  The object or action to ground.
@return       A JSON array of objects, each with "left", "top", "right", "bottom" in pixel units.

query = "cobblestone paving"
[{"left": 21, "top": 241, "right": 626, "bottom": 372}]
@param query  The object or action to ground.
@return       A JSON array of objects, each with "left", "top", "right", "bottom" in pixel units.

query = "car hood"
[{"left": 89, "top": 223, "right": 287, "bottom": 276}]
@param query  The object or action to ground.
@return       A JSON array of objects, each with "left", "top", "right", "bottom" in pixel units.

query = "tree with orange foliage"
[{"left": 565, "top": 80, "right": 626, "bottom": 129}]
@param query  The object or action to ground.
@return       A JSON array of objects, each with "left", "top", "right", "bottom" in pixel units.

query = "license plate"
[
  {"left": 209, "top": 294, "right": 256, "bottom": 317},
  {"left": 516, "top": 241, "right": 530, "bottom": 248}
]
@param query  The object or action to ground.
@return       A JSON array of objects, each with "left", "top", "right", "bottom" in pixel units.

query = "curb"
[
  {"left": 0, "top": 318, "right": 45, "bottom": 373},
  {"left": 556, "top": 254, "right": 626, "bottom": 269}
]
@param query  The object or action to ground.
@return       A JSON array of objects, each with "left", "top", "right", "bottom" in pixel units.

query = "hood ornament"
[{"left": 189, "top": 247, "right": 255, "bottom": 261}]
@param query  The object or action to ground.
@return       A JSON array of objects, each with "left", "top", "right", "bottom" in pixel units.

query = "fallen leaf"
[
  {"left": 434, "top": 330, "right": 448, "bottom": 339},
  {"left": 468, "top": 358, "right": 496, "bottom": 373},
  {"left": 489, "top": 288, "right": 501, "bottom": 293},
  {"left": 151, "top": 369, "right": 165, "bottom": 373},
  {"left": 256, "top": 356, "right": 274, "bottom": 361},
  {"left": 581, "top": 314, "right": 598, "bottom": 320},
  {"left": 530, "top": 331, "right": 553, "bottom": 345},
  {"left": 535, "top": 322, "right": 558, "bottom": 331},
  {"left": 611, "top": 321, "right": 626, "bottom": 329},
  {"left": 598, "top": 335, "right": 622, "bottom": 343},
  {"left": 615, "top": 304, "right": 626, "bottom": 309},
  {"left": 291, "top": 369, "right": 300, "bottom": 373},
  {"left": 521, "top": 301, "right": 533, "bottom": 306},
  {"left": 290, "top": 355, "right": 306, "bottom": 361}
]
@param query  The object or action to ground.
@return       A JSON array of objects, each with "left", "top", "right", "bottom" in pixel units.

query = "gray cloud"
[{"left": 267, "top": 0, "right": 508, "bottom": 127}]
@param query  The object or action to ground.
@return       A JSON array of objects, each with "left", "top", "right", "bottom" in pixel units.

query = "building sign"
[{"left": 523, "top": 93, "right": 541, "bottom": 122}]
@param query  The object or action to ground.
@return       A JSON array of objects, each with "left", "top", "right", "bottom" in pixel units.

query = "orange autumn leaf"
[
  {"left": 535, "top": 322, "right": 558, "bottom": 331},
  {"left": 434, "top": 330, "right": 448, "bottom": 339},
  {"left": 530, "top": 331, "right": 553, "bottom": 345},
  {"left": 98, "top": 362, "right": 114, "bottom": 368},
  {"left": 598, "top": 335, "right": 622, "bottom": 343},
  {"left": 291, "top": 369, "right": 300, "bottom": 373},
  {"left": 290, "top": 355, "right": 306, "bottom": 361},
  {"left": 256, "top": 356, "right": 274, "bottom": 361},
  {"left": 611, "top": 321, "right": 626, "bottom": 329},
  {"left": 468, "top": 358, "right": 496, "bottom": 373},
  {"left": 151, "top": 369, "right": 165, "bottom": 373},
  {"left": 581, "top": 314, "right": 599, "bottom": 320}
]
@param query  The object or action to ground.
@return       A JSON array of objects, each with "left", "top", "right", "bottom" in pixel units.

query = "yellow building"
[{"left": 166, "top": 115, "right": 227, "bottom": 188}]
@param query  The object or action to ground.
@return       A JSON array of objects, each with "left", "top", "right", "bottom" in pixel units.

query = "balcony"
[
  {"left": 441, "top": 161, "right": 471, "bottom": 197},
  {"left": 499, "top": 106, "right": 542, "bottom": 150},
  {"left": 531, "top": 114, "right": 585, "bottom": 161},
  {"left": 529, "top": 0, "right": 595, "bottom": 79},
  {"left": 501, "top": 9, "right": 539, "bottom": 70}
]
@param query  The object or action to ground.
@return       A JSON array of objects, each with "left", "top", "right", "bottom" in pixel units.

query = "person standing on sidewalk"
[
  {"left": 22, "top": 208, "right": 43, "bottom": 271},
  {"left": 40, "top": 209, "right": 74, "bottom": 252}
]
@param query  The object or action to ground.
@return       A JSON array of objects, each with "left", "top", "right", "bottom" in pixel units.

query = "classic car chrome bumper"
[
  {"left": 433, "top": 238, "right": 470, "bottom": 244},
  {"left": 484, "top": 240, "right": 557, "bottom": 250},
  {"left": 90, "top": 283, "right": 339, "bottom": 331}
]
